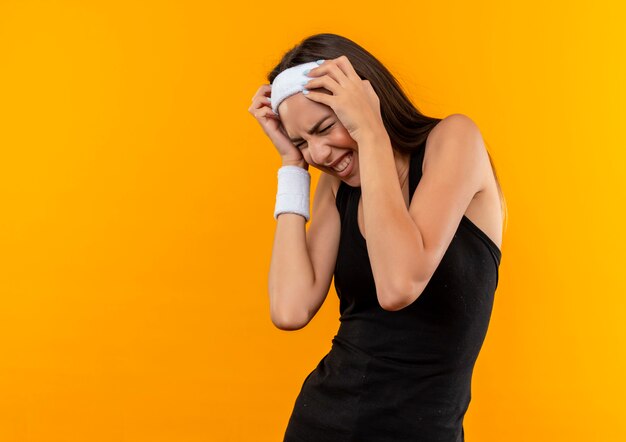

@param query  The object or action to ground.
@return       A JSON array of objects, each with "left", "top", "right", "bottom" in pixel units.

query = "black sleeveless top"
[{"left": 283, "top": 139, "right": 502, "bottom": 442}]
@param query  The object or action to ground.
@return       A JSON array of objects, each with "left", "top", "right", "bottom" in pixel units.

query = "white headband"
[{"left": 270, "top": 61, "right": 321, "bottom": 115}]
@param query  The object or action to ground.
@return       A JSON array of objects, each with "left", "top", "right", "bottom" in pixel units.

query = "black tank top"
[{"left": 331, "top": 139, "right": 502, "bottom": 439}]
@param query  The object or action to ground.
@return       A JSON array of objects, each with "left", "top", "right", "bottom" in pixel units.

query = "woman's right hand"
[{"left": 248, "top": 84, "right": 308, "bottom": 169}]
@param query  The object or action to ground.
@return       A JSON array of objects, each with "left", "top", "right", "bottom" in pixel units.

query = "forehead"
[
  {"left": 279, "top": 93, "right": 326, "bottom": 122},
  {"left": 278, "top": 91, "right": 333, "bottom": 135}
]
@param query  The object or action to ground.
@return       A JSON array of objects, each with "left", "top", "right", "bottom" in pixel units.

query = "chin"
[{"left": 345, "top": 176, "right": 360, "bottom": 187}]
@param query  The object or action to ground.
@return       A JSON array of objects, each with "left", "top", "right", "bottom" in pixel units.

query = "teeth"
[{"left": 333, "top": 153, "right": 352, "bottom": 172}]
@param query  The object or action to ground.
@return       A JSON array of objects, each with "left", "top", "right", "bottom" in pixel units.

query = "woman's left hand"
[{"left": 302, "top": 55, "right": 386, "bottom": 144}]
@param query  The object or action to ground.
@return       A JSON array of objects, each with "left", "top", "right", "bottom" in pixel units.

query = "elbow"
[
  {"left": 270, "top": 305, "right": 310, "bottom": 331},
  {"left": 378, "top": 278, "right": 424, "bottom": 312},
  {"left": 272, "top": 316, "right": 308, "bottom": 331},
  {"left": 378, "top": 295, "right": 408, "bottom": 312}
]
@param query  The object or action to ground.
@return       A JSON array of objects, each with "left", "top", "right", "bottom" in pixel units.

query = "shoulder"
[
  {"left": 428, "top": 113, "right": 482, "bottom": 143},
  {"left": 326, "top": 173, "right": 341, "bottom": 199},
  {"left": 315, "top": 171, "right": 342, "bottom": 200},
  {"left": 423, "top": 113, "right": 487, "bottom": 173}
]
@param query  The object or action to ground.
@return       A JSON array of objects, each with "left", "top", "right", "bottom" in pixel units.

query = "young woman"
[{"left": 248, "top": 33, "right": 506, "bottom": 442}]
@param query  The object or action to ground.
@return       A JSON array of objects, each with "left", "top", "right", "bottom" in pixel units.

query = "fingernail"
[
  {"left": 302, "top": 89, "right": 309, "bottom": 94},
  {"left": 316, "top": 59, "right": 324, "bottom": 65},
  {"left": 266, "top": 96, "right": 271, "bottom": 102},
  {"left": 303, "top": 68, "right": 310, "bottom": 75}
]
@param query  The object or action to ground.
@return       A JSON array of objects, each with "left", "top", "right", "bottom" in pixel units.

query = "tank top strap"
[
  {"left": 335, "top": 178, "right": 349, "bottom": 215},
  {"left": 408, "top": 140, "right": 427, "bottom": 203}
]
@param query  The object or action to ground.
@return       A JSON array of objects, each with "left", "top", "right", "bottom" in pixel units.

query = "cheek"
[{"left": 334, "top": 129, "right": 353, "bottom": 144}]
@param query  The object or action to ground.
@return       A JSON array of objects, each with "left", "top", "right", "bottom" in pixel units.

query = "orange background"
[{"left": 1, "top": 1, "right": 625, "bottom": 441}]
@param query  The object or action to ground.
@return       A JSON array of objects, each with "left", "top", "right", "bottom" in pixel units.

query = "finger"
[
  {"left": 248, "top": 94, "right": 274, "bottom": 113},
  {"left": 307, "top": 60, "right": 350, "bottom": 88},
  {"left": 252, "top": 103, "right": 279, "bottom": 119},
  {"left": 301, "top": 90, "right": 332, "bottom": 107},
  {"left": 251, "top": 84, "right": 272, "bottom": 102},
  {"left": 326, "top": 60, "right": 351, "bottom": 86},
  {"left": 335, "top": 55, "right": 362, "bottom": 82},
  {"left": 303, "top": 74, "right": 341, "bottom": 96}
]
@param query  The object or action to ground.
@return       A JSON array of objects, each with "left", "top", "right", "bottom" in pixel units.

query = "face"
[{"left": 278, "top": 91, "right": 360, "bottom": 186}]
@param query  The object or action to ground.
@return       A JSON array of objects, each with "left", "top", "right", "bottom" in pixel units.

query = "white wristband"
[{"left": 274, "top": 165, "right": 311, "bottom": 222}]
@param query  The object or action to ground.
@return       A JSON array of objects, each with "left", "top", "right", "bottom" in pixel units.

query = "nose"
[{"left": 308, "top": 137, "right": 332, "bottom": 165}]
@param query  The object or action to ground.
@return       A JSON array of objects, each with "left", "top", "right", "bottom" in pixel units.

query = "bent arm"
[
  {"left": 268, "top": 212, "right": 315, "bottom": 329},
  {"left": 268, "top": 169, "right": 340, "bottom": 329}
]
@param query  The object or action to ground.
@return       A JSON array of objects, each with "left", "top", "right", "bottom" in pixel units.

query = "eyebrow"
[{"left": 288, "top": 115, "right": 332, "bottom": 143}]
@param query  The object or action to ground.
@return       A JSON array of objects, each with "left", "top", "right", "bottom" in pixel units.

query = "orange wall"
[{"left": 1, "top": 1, "right": 624, "bottom": 441}]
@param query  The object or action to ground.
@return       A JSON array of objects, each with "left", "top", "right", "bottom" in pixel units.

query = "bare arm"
[
  {"left": 268, "top": 168, "right": 341, "bottom": 330},
  {"left": 358, "top": 114, "right": 486, "bottom": 310}
]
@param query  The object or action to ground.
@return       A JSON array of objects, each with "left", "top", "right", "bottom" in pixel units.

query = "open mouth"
[{"left": 332, "top": 152, "right": 353, "bottom": 176}]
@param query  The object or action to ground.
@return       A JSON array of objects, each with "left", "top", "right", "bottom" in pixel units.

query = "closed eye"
[{"left": 295, "top": 123, "right": 334, "bottom": 149}]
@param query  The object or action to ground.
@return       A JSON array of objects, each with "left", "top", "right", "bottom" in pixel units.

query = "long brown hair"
[{"left": 268, "top": 33, "right": 507, "bottom": 231}]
